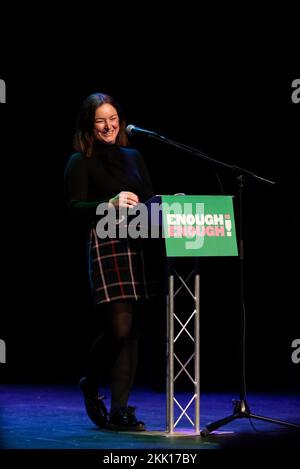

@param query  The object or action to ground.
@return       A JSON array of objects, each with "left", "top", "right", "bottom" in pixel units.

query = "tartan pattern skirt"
[{"left": 88, "top": 227, "right": 158, "bottom": 305}]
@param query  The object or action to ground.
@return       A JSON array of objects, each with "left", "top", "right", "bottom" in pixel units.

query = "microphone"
[{"left": 125, "top": 124, "right": 159, "bottom": 137}]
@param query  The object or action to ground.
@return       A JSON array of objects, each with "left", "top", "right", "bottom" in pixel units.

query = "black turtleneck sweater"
[{"left": 64, "top": 143, "right": 154, "bottom": 220}]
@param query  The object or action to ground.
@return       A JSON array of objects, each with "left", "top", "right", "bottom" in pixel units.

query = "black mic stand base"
[
  {"left": 201, "top": 174, "right": 300, "bottom": 438},
  {"left": 200, "top": 398, "right": 300, "bottom": 437}
]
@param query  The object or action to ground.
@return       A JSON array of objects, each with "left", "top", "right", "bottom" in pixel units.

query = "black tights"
[{"left": 85, "top": 301, "right": 139, "bottom": 416}]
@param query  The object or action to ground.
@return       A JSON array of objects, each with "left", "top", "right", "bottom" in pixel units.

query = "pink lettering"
[
  {"left": 215, "top": 226, "right": 225, "bottom": 236},
  {"left": 206, "top": 226, "right": 215, "bottom": 236},
  {"left": 169, "top": 225, "right": 175, "bottom": 237}
]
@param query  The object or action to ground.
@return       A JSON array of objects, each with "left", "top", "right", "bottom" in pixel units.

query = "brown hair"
[{"left": 73, "top": 93, "right": 129, "bottom": 157}]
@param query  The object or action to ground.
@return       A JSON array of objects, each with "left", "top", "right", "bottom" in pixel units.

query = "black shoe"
[
  {"left": 79, "top": 377, "right": 108, "bottom": 429},
  {"left": 107, "top": 406, "right": 145, "bottom": 431}
]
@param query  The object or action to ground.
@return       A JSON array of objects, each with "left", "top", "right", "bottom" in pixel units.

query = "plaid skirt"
[{"left": 88, "top": 227, "right": 158, "bottom": 305}]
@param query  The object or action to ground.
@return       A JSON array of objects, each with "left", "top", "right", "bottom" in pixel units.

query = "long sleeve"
[
  {"left": 64, "top": 147, "right": 155, "bottom": 230},
  {"left": 135, "top": 151, "right": 155, "bottom": 201},
  {"left": 64, "top": 153, "right": 109, "bottom": 216}
]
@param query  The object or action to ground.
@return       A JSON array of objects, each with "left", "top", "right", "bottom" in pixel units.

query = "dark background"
[{"left": 0, "top": 4, "right": 299, "bottom": 396}]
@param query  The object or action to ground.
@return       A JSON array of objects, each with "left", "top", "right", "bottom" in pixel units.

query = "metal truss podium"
[
  {"left": 142, "top": 195, "right": 238, "bottom": 436},
  {"left": 166, "top": 266, "right": 200, "bottom": 435}
]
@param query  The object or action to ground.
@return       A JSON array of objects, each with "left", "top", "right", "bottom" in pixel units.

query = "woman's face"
[{"left": 94, "top": 103, "right": 120, "bottom": 144}]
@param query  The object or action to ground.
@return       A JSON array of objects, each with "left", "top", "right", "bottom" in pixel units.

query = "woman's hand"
[{"left": 109, "top": 191, "right": 139, "bottom": 208}]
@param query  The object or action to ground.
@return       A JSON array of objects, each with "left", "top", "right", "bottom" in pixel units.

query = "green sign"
[{"left": 161, "top": 195, "right": 238, "bottom": 257}]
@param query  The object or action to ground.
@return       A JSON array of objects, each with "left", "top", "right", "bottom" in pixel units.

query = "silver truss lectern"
[
  {"left": 166, "top": 268, "right": 200, "bottom": 435},
  {"left": 143, "top": 195, "right": 238, "bottom": 436}
]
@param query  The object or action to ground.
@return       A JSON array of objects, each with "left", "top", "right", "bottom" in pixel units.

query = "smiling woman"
[
  {"left": 73, "top": 93, "right": 128, "bottom": 157},
  {"left": 94, "top": 104, "right": 120, "bottom": 144},
  {"left": 64, "top": 92, "right": 159, "bottom": 432}
]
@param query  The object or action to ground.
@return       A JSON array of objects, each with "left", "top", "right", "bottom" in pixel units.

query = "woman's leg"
[
  {"left": 109, "top": 301, "right": 140, "bottom": 415},
  {"left": 84, "top": 301, "right": 139, "bottom": 413}
]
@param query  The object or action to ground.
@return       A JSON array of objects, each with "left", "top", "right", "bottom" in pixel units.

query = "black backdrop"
[{"left": 0, "top": 4, "right": 299, "bottom": 394}]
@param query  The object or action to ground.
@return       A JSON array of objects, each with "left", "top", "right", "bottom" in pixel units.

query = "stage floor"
[{"left": 0, "top": 385, "right": 299, "bottom": 451}]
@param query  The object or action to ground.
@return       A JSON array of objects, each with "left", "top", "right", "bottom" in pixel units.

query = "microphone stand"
[
  {"left": 145, "top": 132, "right": 276, "bottom": 185},
  {"left": 141, "top": 132, "right": 300, "bottom": 435}
]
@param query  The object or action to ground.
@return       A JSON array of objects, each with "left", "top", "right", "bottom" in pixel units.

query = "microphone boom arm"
[{"left": 146, "top": 133, "right": 275, "bottom": 186}]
